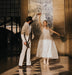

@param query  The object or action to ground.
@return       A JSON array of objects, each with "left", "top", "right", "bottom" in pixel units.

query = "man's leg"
[
  {"left": 19, "top": 42, "right": 27, "bottom": 66},
  {"left": 26, "top": 47, "right": 31, "bottom": 66}
]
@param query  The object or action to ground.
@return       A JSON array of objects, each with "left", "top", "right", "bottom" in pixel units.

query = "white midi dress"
[{"left": 36, "top": 28, "right": 58, "bottom": 59}]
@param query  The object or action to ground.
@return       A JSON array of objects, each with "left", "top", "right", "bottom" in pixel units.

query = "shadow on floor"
[{"left": 0, "top": 56, "right": 19, "bottom": 74}]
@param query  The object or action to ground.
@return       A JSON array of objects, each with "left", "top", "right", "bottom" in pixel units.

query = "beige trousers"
[{"left": 19, "top": 36, "right": 31, "bottom": 66}]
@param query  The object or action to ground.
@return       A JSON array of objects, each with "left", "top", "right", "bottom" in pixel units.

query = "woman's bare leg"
[
  {"left": 43, "top": 58, "right": 46, "bottom": 64},
  {"left": 47, "top": 58, "right": 49, "bottom": 65}
]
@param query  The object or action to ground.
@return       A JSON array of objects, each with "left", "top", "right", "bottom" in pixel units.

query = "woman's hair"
[
  {"left": 43, "top": 20, "right": 48, "bottom": 23},
  {"left": 43, "top": 20, "right": 50, "bottom": 27}
]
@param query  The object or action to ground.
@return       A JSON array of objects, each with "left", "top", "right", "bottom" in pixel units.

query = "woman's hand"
[
  {"left": 57, "top": 33, "right": 60, "bottom": 36},
  {"left": 54, "top": 32, "right": 60, "bottom": 37}
]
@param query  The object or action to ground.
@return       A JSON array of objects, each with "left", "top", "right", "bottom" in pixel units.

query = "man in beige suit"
[{"left": 19, "top": 15, "right": 38, "bottom": 68}]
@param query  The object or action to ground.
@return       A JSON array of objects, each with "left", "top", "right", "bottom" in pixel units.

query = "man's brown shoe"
[{"left": 19, "top": 66, "right": 23, "bottom": 69}]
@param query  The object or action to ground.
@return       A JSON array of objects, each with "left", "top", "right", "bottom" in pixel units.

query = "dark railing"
[
  {"left": 0, "top": 16, "right": 21, "bottom": 33},
  {"left": 0, "top": 16, "right": 21, "bottom": 58}
]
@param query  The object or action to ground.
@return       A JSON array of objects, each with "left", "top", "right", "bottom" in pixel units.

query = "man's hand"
[
  {"left": 37, "top": 13, "right": 41, "bottom": 18},
  {"left": 37, "top": 13, "right": 41, "bottom": 15},
  {"left": 24, "top": 42, "right": 26, "bottom": 45}
]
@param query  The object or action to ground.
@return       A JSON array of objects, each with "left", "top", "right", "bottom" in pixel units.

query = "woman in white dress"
[{"left": 36, "top": 13, "right": 60, "bottom": 65}]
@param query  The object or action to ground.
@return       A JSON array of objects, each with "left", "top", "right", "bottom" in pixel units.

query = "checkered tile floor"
[{"left": 1, "top": 56, "right": 72, "bottom": 75}]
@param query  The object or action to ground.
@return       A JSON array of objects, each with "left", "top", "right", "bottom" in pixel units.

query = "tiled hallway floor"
[{"left": 1, "top": 56, "right": 72, "bottom": 75}]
